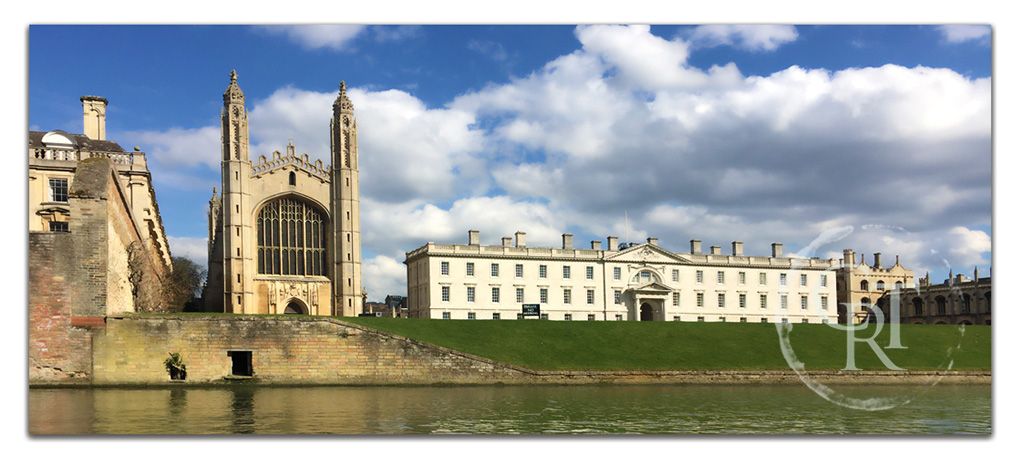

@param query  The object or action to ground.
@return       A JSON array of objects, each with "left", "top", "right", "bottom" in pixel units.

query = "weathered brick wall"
[
  {"left": 29, "top": 158, "right": 173, "bottom": 384},
  {"left": 28, "top": 233, "right": 93, "bottom": 383},
  {"left": 92, "top": 316, "right": 527, "bottom": 385}
]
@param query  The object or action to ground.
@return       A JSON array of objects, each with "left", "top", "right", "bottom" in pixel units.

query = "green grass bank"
[{"left": 342, "top": 318, "right": 990, "bottom": 372}]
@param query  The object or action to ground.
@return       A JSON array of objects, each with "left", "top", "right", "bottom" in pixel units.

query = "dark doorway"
[
  {"left": 284, "top": 300, "right": 307, "bottom": 314},
  {"left": 229, "top": 351, "right": 253, "bottom": 377},
  {"left": 640, "top": 302, "right": 654, "bottom": 321}
]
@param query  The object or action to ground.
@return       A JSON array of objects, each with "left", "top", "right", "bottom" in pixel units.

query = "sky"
[{"left": 28, "top": 24, "right": 992, "bottom": 301}]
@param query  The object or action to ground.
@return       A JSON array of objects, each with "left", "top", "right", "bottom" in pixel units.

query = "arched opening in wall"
[
  {"left": 289, "top": 171, "right": 296, "bottom": 186},
  {"left": 859, "top": 280, "right": 869, "bottom": 291},
  {"left": 936, "top": 296, "right": 947, "bottom": 315},
  {"left": 256, "top": 196, "right": 329, "bottom": 277},
  {"left": 985, "top": 291, "right": 991, "bottom": 313},
  {"left": 961, "top": 294, "right": 972, "bottom": 314},
  {"left": 895, "top": 281, "right": 904, "bottom": 290},
  {"left": 284, "top": 299, "right": 308, "bottom": 315},
  {"left": 876, "top": 280, "right": 885, "bottom": 291},
  {"left": 913, "top": 297, "right": 924, "bottom": 316},
  {"left": 640, "top": 302, "right": 654, "bottom": 321}
]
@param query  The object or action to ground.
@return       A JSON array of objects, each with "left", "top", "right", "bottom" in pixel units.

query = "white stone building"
[{"left": 405, "top": 231, "right": 839, "bottom": 323}]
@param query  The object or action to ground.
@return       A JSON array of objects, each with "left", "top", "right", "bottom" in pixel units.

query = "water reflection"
[{"left": 28, "top": 384, "right": 991, "bottom": 435}]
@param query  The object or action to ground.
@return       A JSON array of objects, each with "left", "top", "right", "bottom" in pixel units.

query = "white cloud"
[
  {"left": 168, "top": 236, "right": 208, "bottom": 265},
  {"left": 362, "top": 255, "right": 406, "bottom": 302},
  {"left": 936, "top": 25, "right": 991, "bottom": 44},
  {"left": 257, "top": 25, "right": 366, "bottom": 51},
  {"left": 120, "top": 126, "right": 220, "bottom": 189},
  {"left": 946, "top": 226, "right": 991, "bottom": 266},
  {"left": 688, "top": 25, "right": 799, "bottom": 51}
]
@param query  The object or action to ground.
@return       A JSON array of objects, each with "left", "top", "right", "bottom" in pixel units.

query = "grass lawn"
[{"left": 340, "top": 318, "right": 991, "bottom": 372}]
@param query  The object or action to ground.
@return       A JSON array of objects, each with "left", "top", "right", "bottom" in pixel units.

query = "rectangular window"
[
  {"left": 468, "top": 312, "right": 476, "bottom": 320},
  {"left": 539, "top": 264, "right": 547, "bottom": 278},
  {"left": 517, "top": 313, "right": 524, "bottom": 320},
  {"left": 616, "top": 314, "right": 623, "bottom": 321},
  {"left": 820, "top": 275, "right": 828, "bottom": 287},
  {"left": 440, "top": 261, "right": 449, "bottom": 275},
  {"left": 673, "top": 316, "right": 681, "bottom": 321},
  {"left": 760, "top": 294, "right": 768, "bottom": 309},
  {"left": 759, "top": 272, "right": 767, "bottom": 285},
  {"left": 491, "top": 263, "right": 499, "bottom": 277},
  {"left": 48, "top": 221, "right": 69, "bottom": 232},
  {"left": 541, "top": 314, "right": 549, "bottom": 320},
  {"left": 516, "top": 287, "right": 525, "bottom": 304},
  {"left": 739, "top": 294, "right": 747, "bottom": 308},
  {"left": 821, "top": 296, "right": 828, "bottom": 310},
  {"left": 491, "top": 287, "right": 500, "bottom": 303},
  {"left": 614, "top": 290, "right": 622, "bottom": 304},
  {"left": 719, "top": 316, "right": 727, "bottom": 322},
  {"left": 800, "top": 274, "right": 807, "bottom": 286},
  {"left": 740, "top": 317, "right": 747, "bottom": 323},
  {"left": 467, "top": 262, "right": 475, "bottom": 276},
  {"left": 441, "top": 286, "right": 450, "bottom": 302},
  {"left": 563, "top": 288, "right": 572, "bottom": 304},
  {"left": 802, "top": 318, "right": 809, "bottom": 324},
  {"left": 697, "top": 316, "right": 705, "bottom": 322},
  {"left": 515, "top": 264, "right": 524, "bottom": 278},
  {"left": 493, "top": 313, "right": 501, "bottom": 320},
  {"left": 586, "top": 289, "right": 595, "bottom": 304},
  {"left": 672, "top": 269, "right": 679, "bottom": 282},
  {"left": 613, "top": 267, "right": 621, "bottom": 280},
  {"left": 696, "top": 270, "right": 704, "bottom": 283},
  {"left": 717, "top": 271, "right": 725, "bottom": 284},
  {"left": 563, "top": 265, "right": 571, "bottom": 279},
  {"left": 467, "top": 287, "right": 475, "bottom": 303},
  {"left": 761, "top": 317, "right": 769, "bottom": 323},
  {"left": 697, "top": 292, "right": 704, "bottom": 307},
  {"left": 586, "top": 266, "right": 594, "bottom": 280},
  {"left": 49, "top": 178, "right": 68, "bottom": 202},
  {"left": 540, "top": 288, "right": 548, "bottom": 304},
  {"left": 672, "top": 292, "right": 680, "bottom": 306},
  {"left": 781, "top": 295, "right": 789, "bottom": 309},
  {"left": 718, "top": 293, "right": 726, "bottom": 308},
  {"left": 801, "top": 295, "right": 808, "bottom": 310},
  {"left": 588, "top": 314, "right": 596, "bottom": 321},
  {"left": 780, "top": 273, "right": 788, "bottom": 286},
  {"left": 442, "top": 312, "right": 451, "bottom": 320},
  {"left": 564, "top": 314, "right": 572, "bottom": 321},
  {"left": 739, "top": 272, "right": 746, "bottom": 285}
]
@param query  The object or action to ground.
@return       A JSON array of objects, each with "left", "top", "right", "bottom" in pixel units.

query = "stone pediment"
[
  {"left": 606, "top": 243, "right": 690, "bottom": 265},
  {"left": 631, "top": 282, "right": 674, "bottom": 293}
]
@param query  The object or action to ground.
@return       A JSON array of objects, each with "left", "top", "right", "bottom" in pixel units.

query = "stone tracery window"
[{"left": 256, "top": 198, "right": 327, "bottom": 276}]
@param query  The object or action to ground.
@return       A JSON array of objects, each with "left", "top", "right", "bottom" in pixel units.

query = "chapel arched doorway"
[{"left": 284, "top": 299, "right": 308, "bottom": 315}]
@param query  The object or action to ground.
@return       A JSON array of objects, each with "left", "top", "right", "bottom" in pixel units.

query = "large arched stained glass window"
[{"left": 256, "top": 198, "right": 328, "bottom": 276}]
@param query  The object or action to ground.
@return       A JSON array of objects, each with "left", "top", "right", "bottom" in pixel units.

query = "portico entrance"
[
  {"left": 640, "top": 302, "right": 655, "bottom": 321},
  {"left": 625, "top": 282, "right": 673, "bottom": 321}
]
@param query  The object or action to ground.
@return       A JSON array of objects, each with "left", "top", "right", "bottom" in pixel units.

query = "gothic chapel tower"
[
  {"left": 331, "top": 81, "right": 363, "bottom": 317},
  {"left": 220, "top": 70, "right": 254, "bottom": 313}
]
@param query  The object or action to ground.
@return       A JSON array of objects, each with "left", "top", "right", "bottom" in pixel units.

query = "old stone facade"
[
  {"left": 202, "top": 72, "right": 363, "bottom": 317},
  {"left": 877, "top": 269, "right": 992, "bottom": 325},
  {"left": 406, "top": 231, "right": 839, "bottom": 323},
  {"left": 834, "top": 250, "right": 915, "bottom": 324}
]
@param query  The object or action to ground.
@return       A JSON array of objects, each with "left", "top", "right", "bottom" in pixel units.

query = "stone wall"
[
  {"left": 92, "top": 316, "right": 526, "bottom": 385},
  {"left": 28, "top": 157, "right": 173, "bottom": 384}
]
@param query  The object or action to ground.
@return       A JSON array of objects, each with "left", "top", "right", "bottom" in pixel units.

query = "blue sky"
[{"left": 29, "top": 25, "right": 992, "bottom": 299}]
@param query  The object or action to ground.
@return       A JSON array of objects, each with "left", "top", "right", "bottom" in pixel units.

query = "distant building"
[
  {"left": 363, "top": 295, "right": 408, "bottom": 318},
  {"left": 406, "top": 230, "right": 839, "bottom": 323},
  {"left": 877, "top": 268, "right": 991, "bottom": 325},
  {"left": 834, "top": 250, "right": 914, "bottom": 323}
]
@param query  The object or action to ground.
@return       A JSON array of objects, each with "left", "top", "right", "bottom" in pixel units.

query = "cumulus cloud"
[
  {"left": 145, "top": 25, "right": 990, "bottom": 298},
  {"left": 168, "top": 236, "right": 208, "bottom": 265},
  {"left": 256, "top": 25, "right": 366, "bottom": 51},
  {"left": 120, "top": 126, "right": 221, "bottom": 189},
  {"left": 688, "top": 25, "right": 799, "bottom": 51},
  {"left": 936, "top": 25, "right": 991, "bottom": 44}
]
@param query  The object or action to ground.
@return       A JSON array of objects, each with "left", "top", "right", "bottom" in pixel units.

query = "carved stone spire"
[
  {"left": 334, "top": 80, "right": 353, "bottom": 112},
  {"left": 223, "top": 69, "right": 245, "bottom": 104}
]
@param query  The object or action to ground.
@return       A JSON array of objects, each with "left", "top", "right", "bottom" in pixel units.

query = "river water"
[{"left": 29, "top": 384, "right": 990, "bottom": 435}]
